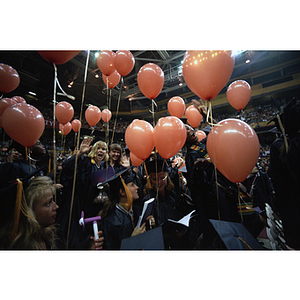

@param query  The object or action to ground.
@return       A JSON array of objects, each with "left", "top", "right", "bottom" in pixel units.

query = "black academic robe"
[
  {"left": 142, "top": 189, "right": 184, "bottom": 227},
  {"left": 57, "top": 155, "right": 107, "bottom": 249},
  {"left": 269, "top": 134, "right": 300, "bottom": 249},
  {"left": 99, "top": 205, "right": 141, "bottom": 250}
]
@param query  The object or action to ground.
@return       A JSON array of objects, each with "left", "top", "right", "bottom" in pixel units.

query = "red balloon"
[
  {"left": 101, "top": 109, "right": 112, "bottom": 123},
  {"left": 206, "top": 118, "right": 260, "bottom": 183},
  {"left": 185, "top": 105, "right": 203, "bottom": 128},
  {"left": 11, "top": 96, "right": 26, "bottom": 104},
  {"left": 168, "top": 96, "right": 185, "bottom": 118},
  {"left": 56, "top": 102, "right": 74, "bottom": 124},
  {"left": 97, "top": 50, "right": 116, "bottom": 76},
  {"left": 130, "top": 152, "right": 144, "bottom": 167},
  {"left": 61, "top": 122, "right": 72, "bottom": 136},
  {"left": 38, "top": 51, "right": 81, "bottom": 65},
  {"left": 2, "top": 104, "right": 45, "bottom": 147},
  {"left": 125, "top": 119, "right": 154, "bottom": 160},
  {"left": 137, "top": 63, "right": 164, "bottom": 99},
  {"left": 102, "top": 70, "right": 121, "bottom": 89},
  {"left": 71, "top": 119, "right": 81, "bottom": 132},
  {"left": 55, "top": 101, "right": 74, "bottom": 125},
  {"left": 0, "top": 98, "right": 17, "bottom": 116},
  {"left": 196, "top": 130, "right": 206, "bottom": 142},
  {"left": 0, "top": 64, "right": 20, "bottom": 93},
  {"left": 227, "top": 80, "right": 251, "bottom": 111},
  {"left": 153, "top": 116, "right": 187, "bottom": 159},
  {"left": 85, "top": 106, "right": 101, "bottom": 127},
  {"left": 114, "top": 50, "right": 135, "bottom": 77},
  {"left": 182, "top": 50, "right": 235, "bottom": 101}
]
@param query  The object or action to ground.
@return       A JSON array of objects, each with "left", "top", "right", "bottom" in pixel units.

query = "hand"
[
  {"left": 53, "top": 183, "right": 63, "bottom": 190},
  {"left": 79, "top": 137, "right": 93, "bottom": 156},
  {"left": 191, "top": 99, "right": 208, "bottom": 119},
  {"left": 131, "top": 223, "right": 146, "bottom": 237},
  {"left": 121, "top": 156, "right": 131, "bottom": 168},
  {"left": 90, "top": 230, "right": 104, "bottom": 250}
]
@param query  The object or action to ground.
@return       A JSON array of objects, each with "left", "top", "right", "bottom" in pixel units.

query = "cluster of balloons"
[
  {"left": 2, "top": 102, "right": 45, "bottom": 147},
  {"left": 0, "top": 62, "right": 45, "bottom": 147},
  {"left": 97, "top": 50, "right": 135, "bottom": 89},
  {"left": 125, "top": 116, "right": 186, "bottom": 166}
]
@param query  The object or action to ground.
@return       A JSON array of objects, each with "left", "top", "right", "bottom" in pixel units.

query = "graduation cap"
[
  {"left": 100, "top": 167, "right": 135, "bottom": 204},
  {"left": 145, "top": 157, "right": 168, "bottom": 174},
  {"left": 209, "top": 219, "right": 265, "bottom": 250},
  {"left": 120, "top": 226, "right": 164, "bottom": 250},
  {"left": 7, "top": 140, "right": 27, "bottom": 159}
]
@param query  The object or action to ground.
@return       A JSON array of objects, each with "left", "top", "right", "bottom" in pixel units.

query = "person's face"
[
  {"left": 150, "top": 171, "right": 168, "bottom": 194},
  {"left": 31, "top": 140, "right": 46, "bottom": 156},
  {"left": 33, "top": 189, "right": 59, "bottom": 228},
  {"left": 11, "top": 148, "right": 23, "bottom": 161},
  {"left": 185, "top": 125, "right": 198, "bottom": 145},
  {"left": 94, "top": 146, "right": 107, "bottom": 164},
  {"left": 110, "top": 149, "right": 121, "bottom": 162},
  {"left": 126, "top": 181, "right": 139, "bottom": 201}
]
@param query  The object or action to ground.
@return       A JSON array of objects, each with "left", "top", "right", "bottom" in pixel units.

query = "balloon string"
[
  {"left": 111, "top": 77, "right": 124, "bottom": 145},
  {"left": 276, "top": 115, "right": 288, "bottom": 153},
  {"left": 149, "top": 99, "right": 158, "bottom": 127},
  {"left": 52, "top": 63, "right": 57, "bottom": 203},
  {"left": 56, "top": 77, "right": 74, "bottom": 100},
  {"left": 66, "top": 50, "right": 90, "bottom": 249}
]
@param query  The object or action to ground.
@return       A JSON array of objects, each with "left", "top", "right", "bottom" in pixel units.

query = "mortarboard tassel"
[
  {"left": 120, "top": 175, "right": 133, "bottom": 210},
  {"left": 11, "top": 179, "right": 23, "bottom": 240}
]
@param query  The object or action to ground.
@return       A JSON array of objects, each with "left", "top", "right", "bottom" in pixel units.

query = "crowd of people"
[{"left": 0, "top": 97, "right": 299, "bottom": 251}]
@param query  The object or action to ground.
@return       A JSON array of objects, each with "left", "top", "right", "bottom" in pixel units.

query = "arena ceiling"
[{"left": 1, "top": 50, "right": 300, "bottom": 123}]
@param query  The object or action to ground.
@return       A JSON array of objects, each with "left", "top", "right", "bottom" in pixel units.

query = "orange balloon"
[
  {"left": 114, "top": 50, "right": 135, "bottom": 77},
  {"left": 102, "top": 70, "right": 121, "bottom": 89},
  {"left": 168, "top": 96, "right": 185, "bottom": 118},
  {"left": 38, "top": 51, "right": 81, "bottom": 65},
  {"left": 71, "top": 119, "right": 81, "bottom": 132},
  {"left": 182, "top": 50, "right": 235, "bottom": 101},
  {"left": 130, "top": 152, "right": 144, "bottom": 167},
  {"left": 137, "top": 63, "right": 164, "bottom": 99},
  {"left": 97, "top": 50, "right": 116, "bottom": 76},
  {"left": 206, "top": 118, "right": 260, "bottom": 183},
  {"left": 185, "top": 105, "right": 203, "bottom": 128},
  {"left": 11, "top": 96, "right": 26, "bottom": 104},
  {"left": 196, "top": 130, "right": 206, "bottom": 142},
  {"left": 125, "top": 119, "right": 154, "bottom": 160},
  {"left": 101, "top": 109, "right": 112, "bottom": 123},
  {"left": 0, "top": 98, "right": 17, "bottom": 116},
  {"left": 55, "top": 101, "right": 74, "bottom": 125},
  {"left": 2, "top": 104, "right": 45, "bottom": 147},
  {"left": 227, "top": 80, "right": 251, "bottom": 111},
  {"left": 0, "top": 64, "right": 20, "bottom": 93},
  {"left": 153, "top": 116, "right": 187, "bottom": 159},
  {"left": 85, "top": 106, "right": 101, "bottom": 127},
  {"left": 61, "top": 122, "right": 72, "bottom": 136}
]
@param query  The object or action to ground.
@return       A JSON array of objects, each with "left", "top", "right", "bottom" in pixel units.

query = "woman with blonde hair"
[{"left": 9, "top": 176, "right": 60, "bottom": 249}]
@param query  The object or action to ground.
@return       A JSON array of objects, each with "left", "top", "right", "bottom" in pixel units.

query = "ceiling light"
[
  {"left": 95, "top": 74, "right": 99, "bottom": 78},
  {"left": 95, "top": 52, "right": 99, "bottom": 58},
  {"left": 68, "top": 84, "right": 72, "bottom": 88},
  {"left": 179, "top": 82, "right": 183, "bottom": 86},
  {"left": 28, "top": 91, "right": 36, "bottom": 96},
  {"left": 246, "top": 59, "right": 250, "bottom": 64}
]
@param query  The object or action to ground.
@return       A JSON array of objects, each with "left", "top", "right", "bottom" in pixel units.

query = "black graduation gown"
[
  {"left": 99, "top": 205, "right": 141, "bottom": 250},
  {"left": 269, "top": 135, "right": 300, "bottom": 249},
  {"left": 142, "top": 189, "right": 184, "bottom": 226},
  {"left": 57, "top": 155, "right": 106, "bottom": 249}
]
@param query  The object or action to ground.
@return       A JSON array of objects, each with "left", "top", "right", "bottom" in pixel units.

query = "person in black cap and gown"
[{"left": 97, "top": 168, "right": 154, "bottom": 250}]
